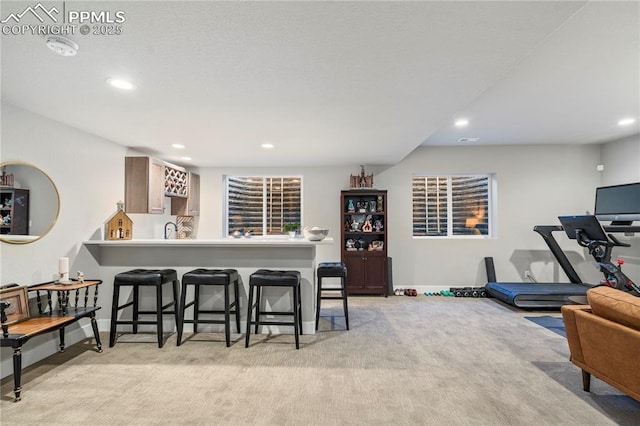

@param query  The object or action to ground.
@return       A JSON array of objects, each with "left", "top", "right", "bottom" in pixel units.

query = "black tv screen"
[{"left": 594, "top": 182, "right": 640, "bottom": 224}]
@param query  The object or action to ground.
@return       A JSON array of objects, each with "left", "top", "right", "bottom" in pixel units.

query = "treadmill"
[{"left": 485, "top": 226, "right": 591, "bottom": 308}]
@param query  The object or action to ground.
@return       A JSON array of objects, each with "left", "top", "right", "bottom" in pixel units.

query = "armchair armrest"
[{"left": 561, "top": 304, "right": 592, "bottom": 364}]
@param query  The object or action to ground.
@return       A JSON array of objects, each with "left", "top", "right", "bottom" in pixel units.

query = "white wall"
[
  {"left": 2, "top": 103, "right": 639, "bottom": 378},
  {"left": 600, "top": 133, "right": 640, "bottom": 185},
  {"left": 1, "top": 103, "right": 126, "bottom": 283},
  {"left": 378, "top": 144, "right": 608, "bottom": 289},
  {"left": 1, "top": 103, "right": 127, "bottom": 377}
]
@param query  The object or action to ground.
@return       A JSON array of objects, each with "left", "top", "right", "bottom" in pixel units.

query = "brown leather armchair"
[{"left": 562, "top": 286, "right": 640, "bottom": 402}]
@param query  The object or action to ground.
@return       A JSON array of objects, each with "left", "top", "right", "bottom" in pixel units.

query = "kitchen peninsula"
[{"left": 83, "top": 237, "right": 333, "bottom": 335}]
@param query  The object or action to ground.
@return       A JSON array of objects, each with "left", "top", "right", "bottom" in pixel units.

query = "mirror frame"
[{"left": 0, "top": 161, "right": 60, "bottom": 245}]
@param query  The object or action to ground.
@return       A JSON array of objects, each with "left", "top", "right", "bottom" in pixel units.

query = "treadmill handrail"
[{"left": 533, "top": 225, "right": 582, "bottom": 284}]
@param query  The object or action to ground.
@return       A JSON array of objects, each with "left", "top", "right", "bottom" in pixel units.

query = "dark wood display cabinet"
[
  {"left": 340, "top": 189, "right": 387, "bottom": 296},
  {"left": 0, "top": 188, "right": 29, "bottom": 235}
]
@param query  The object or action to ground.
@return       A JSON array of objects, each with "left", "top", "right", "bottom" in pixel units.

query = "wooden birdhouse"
[{"left": 105, "top": 201, "right": 133, "bottom": 240}]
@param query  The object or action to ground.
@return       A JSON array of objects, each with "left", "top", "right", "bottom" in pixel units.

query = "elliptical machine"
[{"left": 558, "top": 215, "right": 639, "bottom": 296}]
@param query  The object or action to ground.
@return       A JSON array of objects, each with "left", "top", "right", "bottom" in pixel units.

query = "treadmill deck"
[{"left": 485, "top": 282, "right": 590, "bottom": 308}]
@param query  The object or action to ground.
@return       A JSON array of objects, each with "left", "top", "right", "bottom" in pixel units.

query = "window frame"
[
  {"left": 412, "top": 173, "right": 495, "bottom": 239},
  {"left": 223, "top": 175, "right": 303, "bottom": 237}
]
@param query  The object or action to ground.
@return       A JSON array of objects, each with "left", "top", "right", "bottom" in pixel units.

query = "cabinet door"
[
  {"left": 171, "top": 172, "right": 200, "bottom": 216},
  {"left": 125, "top": 157, "right": 165, "bottom": 214},
  {"left": 344, "top": 253, "right": 365, "bottom": 292},
  {"left": 187, "top": 173, "right": 200, "bottom": 216},
  {"left": 148, "top": 158, "right": 165, "bottom": 214},
  {"left": 364, "top": 254, "right": 387, "bottom": 292}
]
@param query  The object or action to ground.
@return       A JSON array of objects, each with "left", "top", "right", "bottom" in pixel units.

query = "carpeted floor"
[{"left": 1, "top": 296, "right": 639, "bottom": 425}]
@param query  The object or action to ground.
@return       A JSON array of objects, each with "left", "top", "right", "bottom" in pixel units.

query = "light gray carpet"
[{"left": 2, "top": 296, "right": 639, "bottom": 425}]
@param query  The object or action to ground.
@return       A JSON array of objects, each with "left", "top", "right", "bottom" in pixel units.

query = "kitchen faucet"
[{"left": 164, "top": 221, "right": 178, "bottom": 239}]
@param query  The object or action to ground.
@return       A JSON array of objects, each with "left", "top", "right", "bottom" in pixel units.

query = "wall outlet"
[{"left": 524, "top": 270, "right": 537, "bottom": 282}]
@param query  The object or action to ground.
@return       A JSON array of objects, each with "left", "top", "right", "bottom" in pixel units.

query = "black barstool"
[
  {"left": 177, "top": 268, "right": 241, "bottom": 347},
  {"left": 109, "top": 269, "right": 179, "bottom": 348},
  {"left": 245, "top": 269, "right": 302, "bottom": 349},
  {"left": 316, "top": 262, "right": 349, "bottom": 330}
]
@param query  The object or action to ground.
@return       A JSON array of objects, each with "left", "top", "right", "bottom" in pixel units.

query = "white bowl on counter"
[{"left": 304, "top": 227, "right": 329, "bottom": 241}]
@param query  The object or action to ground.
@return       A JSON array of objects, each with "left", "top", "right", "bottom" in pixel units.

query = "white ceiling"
[{"left": 1, "top": 1, "right": 638, "bottom": 168}]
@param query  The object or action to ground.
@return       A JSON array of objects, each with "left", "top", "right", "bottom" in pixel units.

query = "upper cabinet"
[
  {"left": 171, "top": 172, "right": 200, "bottom": 216},
  {"left": 125, "top": 156, "right": 200, "bottom": 216},
  {"left": 125, "top": 157, "right": 165, "bottom": 214}
]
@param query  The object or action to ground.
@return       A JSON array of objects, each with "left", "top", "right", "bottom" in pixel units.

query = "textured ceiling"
[{"left": 1, "top": 1, "right": 638, "bottom": 168}]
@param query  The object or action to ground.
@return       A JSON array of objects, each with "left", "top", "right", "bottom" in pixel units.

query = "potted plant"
[{"left": 283, "top": 223, "right": 299, "bottom": 238}]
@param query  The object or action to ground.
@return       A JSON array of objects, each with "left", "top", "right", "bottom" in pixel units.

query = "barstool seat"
[
  {"left": 109, "top": 269, "right": 179, "bottom": 348},
  {"left": 245, "top": 269, "right": 302, "bottom": 349},
  {"left": 316, "top": 262, "right": 349, "bottom": 330},
  {"left": 177, "top": 268, "right": 241, "bottom": 347}
]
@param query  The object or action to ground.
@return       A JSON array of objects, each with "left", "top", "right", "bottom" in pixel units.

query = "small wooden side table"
[{"left": 29, "top": 280, "right": 101, "bottom": 316}]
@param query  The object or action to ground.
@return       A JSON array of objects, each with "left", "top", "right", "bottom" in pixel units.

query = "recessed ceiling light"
[
  {"left": 181, "top": 157, "right": 192, "bottom": 161},
  {"left": 617, "top": 118, "right": 636, "bottom": 126},
  {"left": 172, "top": 143, "right": 185, "bottom": 149},
  {"left": 458, "top": 138, "right": 480, "bottom": 143},
  {"left": 455, "top": 119, "right": 469, "bottom": 127},
  {"left": 261, "top": 143, "right": 274, "bottom": 149},
  {"left": 107, "top": 78, "right": 135, "bottom": 90}
]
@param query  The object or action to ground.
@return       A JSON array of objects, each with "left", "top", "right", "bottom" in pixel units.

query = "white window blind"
[
  {"left": 413, "top": 175, "right": 492, "bottom": 237},
  {"left": 226, "top": 176, "right": 301, "bottom": 236}
]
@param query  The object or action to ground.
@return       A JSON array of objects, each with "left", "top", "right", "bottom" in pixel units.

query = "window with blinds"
[
  {"left": 412, "top": 174, "right": 492, "bottom": 237},
  {"left": 225, "top": 176, "right": 302, "bottom": 236}
]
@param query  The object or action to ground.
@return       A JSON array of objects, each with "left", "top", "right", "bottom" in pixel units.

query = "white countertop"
[
  {"left": 0, "top": 235, "right": 39, "bottom": 242},
  {"left": 84, "top": 237, "right": 334, "bottom": 247}
]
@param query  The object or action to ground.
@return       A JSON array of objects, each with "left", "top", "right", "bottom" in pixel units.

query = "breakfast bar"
[{"left": 83, "top": 237, "right": 334, "bottom": 335}]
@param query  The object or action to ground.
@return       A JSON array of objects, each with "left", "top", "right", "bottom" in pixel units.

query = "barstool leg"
[
  {"left": 109, "top": 285, "right": 120, "bottom": 347},
  {"left": 293, "top": 284, "right": 300, "bottom": 350},
  {"left": 298, "top": 285, "right": 303, "bottom": 336},
  {"left": 342, "top": 275, "right": 350, "bottom": 330},
  {"left": 132, "top": 286, "right": 139, "bottom": 334},
  {"left": 254, "top": 285, "right": 262, "bottom": 334},
  {"left": 177, "top": 280, "right": 188, "bottom": 346},
  {"left": 193, "top": 284, "right": 200, "bottom": 333},
  {"left": 315, "top": 276, "right": 322, "bottom": 330},
  {"left": 156, "top": 284, "right": 164, "bottom": 348},
  {"left": 172, "top": 279, "right": 180, "bottom": 332},
  {"left": 224, "top": 281, "right": 231, "bottom": 347},
  {"left": 245, "top": 284, "right": 254, "bottom": 348},
  {"left": 234, "top": 278, "right": 241, "bottom": 333}
]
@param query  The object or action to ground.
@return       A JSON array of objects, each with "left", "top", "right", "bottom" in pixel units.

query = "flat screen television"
[{"left": 594, "top": 182, "right": 640, "bottom": 225}]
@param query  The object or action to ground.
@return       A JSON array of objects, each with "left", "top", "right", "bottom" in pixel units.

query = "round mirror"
[{"left": 0, "top": 162, "right": 60, "bottom": 244}]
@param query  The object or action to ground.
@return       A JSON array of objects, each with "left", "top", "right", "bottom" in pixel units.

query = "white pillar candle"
[{"left": 58, "top": 257, "right": 69, "bottom": 274}]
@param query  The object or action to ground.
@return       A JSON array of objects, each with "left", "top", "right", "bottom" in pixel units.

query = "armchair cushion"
[{"left": 587, "top": 286, "right": 640, "bottom": 331}]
